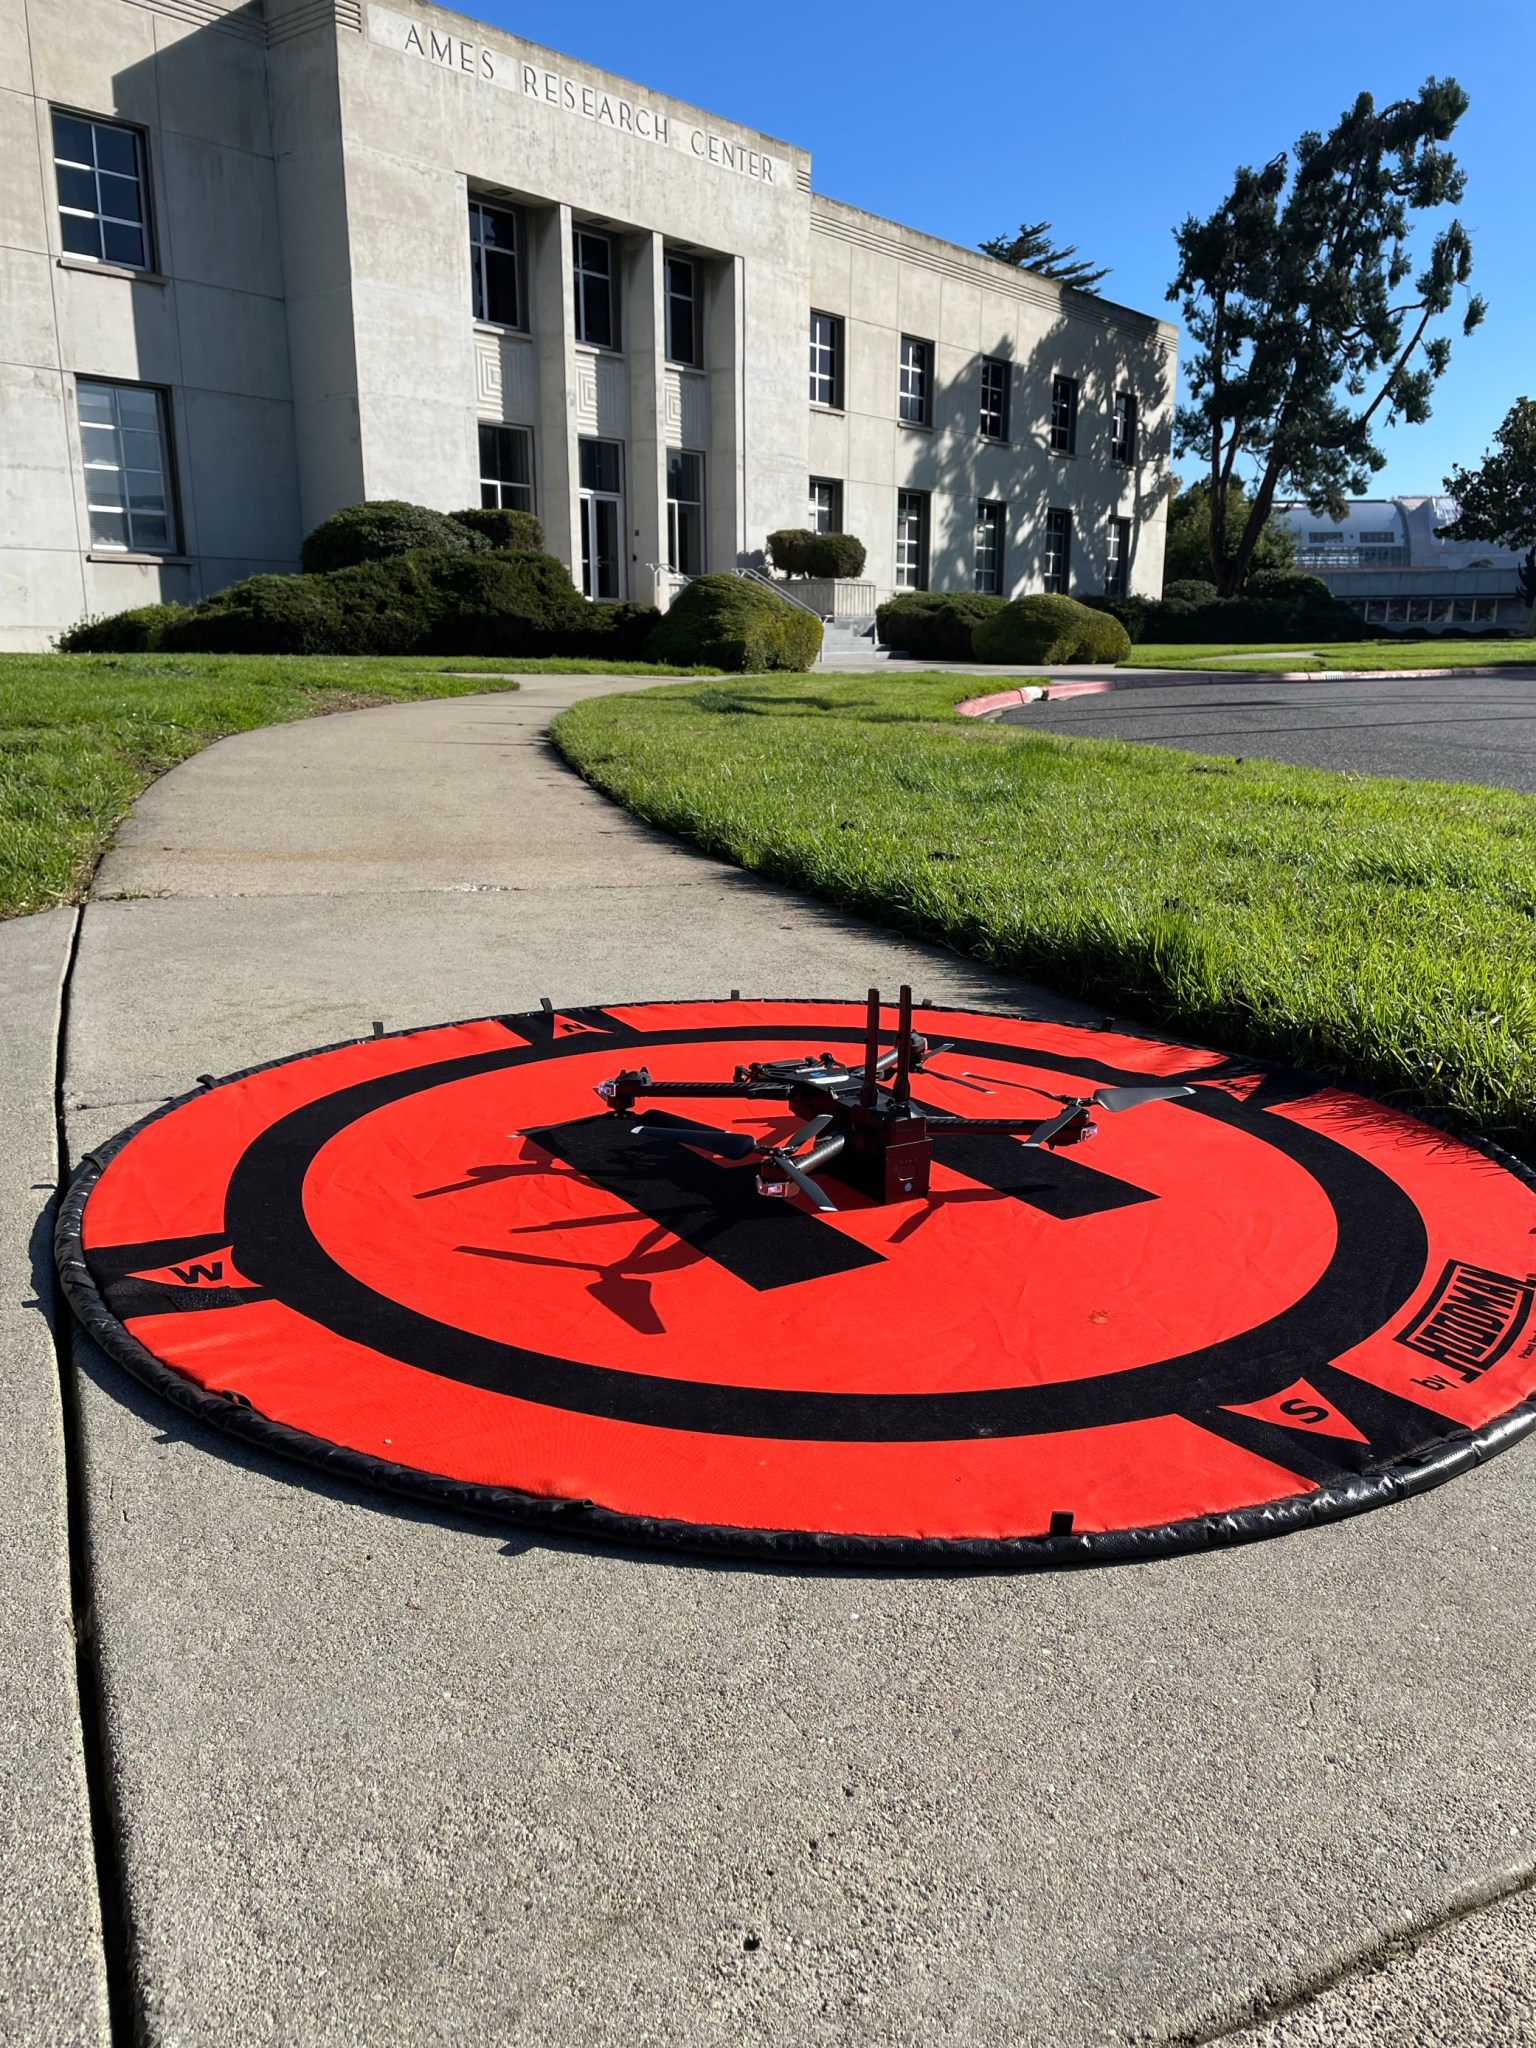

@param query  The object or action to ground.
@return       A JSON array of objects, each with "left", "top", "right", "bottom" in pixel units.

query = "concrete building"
[
  {"left": 1273, "top": 497, "right": 1531, "bottom": 633},
  {"left": 1, "top": 0, "right": 1177, "bottom": 650}
]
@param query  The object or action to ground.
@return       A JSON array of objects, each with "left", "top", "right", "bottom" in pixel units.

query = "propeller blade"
[
  {"left": 782, "top": 1112, "right": 834, "bottom": 1153},
  {"left": 777, "top": 1154, "right": 838, "bottom": 1211},
  {"left": 629, "top": 1120, "right": 757, "bottom": 1160},
  {"left": 1094, "top": 1084, "right": 1196, "bottom": 1113},
  {"left": 1021, "top": 1106, "right": 1085, "bottom": 1149}
]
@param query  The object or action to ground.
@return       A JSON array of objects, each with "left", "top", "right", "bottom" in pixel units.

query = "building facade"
[
  {"left": 1, "top": 0, "right": 1177, "bottom": 650},
  {"left": 1273, "top": 497, "right": 1530, "bottom": 633}
]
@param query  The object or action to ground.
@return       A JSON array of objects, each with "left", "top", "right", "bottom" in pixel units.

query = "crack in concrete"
[
  {"left": 1157, "top": 1859, "right": 1536, "bottom": 2045},
  {"left": 48, "top": 902, "right": 137, "bottom": 2045}
]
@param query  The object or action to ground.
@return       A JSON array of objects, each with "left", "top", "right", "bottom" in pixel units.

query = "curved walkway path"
[{"left": 10, "top": 678, "right": 1536, "bottom": 2045}]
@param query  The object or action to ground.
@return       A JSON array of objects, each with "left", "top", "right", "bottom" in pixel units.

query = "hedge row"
[
  {"left": 58, "top": 502, "right": 823, "bottom": 670},
  {"left": 1084, "top": 570, "right": 1369, "bottom": 645},
  {"left": 876, "top": 590, "right": 1130, "bottom": 665}
]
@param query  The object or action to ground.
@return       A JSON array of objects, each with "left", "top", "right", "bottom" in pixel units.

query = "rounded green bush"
[
  {"left": 449, "top": 506, "right": 546, "bottom": 555},
  {"left": 57, "top": 602, "right": 184, "bottom": 653},
  {"left": 565, "top": 600, "right": 663, "bottom": 661},
  {"left": 1243, "top": 569, "right": 1334, "bottom": 606},
  {"left": 644, "top": 574, "right": 823, "bottom": 671},
  {"left": 1160, "top": 578, "right": 1220, "bottom": 606},
  {"left": 971, "top": 593, "right": 1132, "bottom": 666},
  {"left": 300, "top": 500, "right": 489, "bottom": 574},
  {"left": 876, "top": 591, "right": 1005, "bottom": 659},
  {"left": 767, "top": 530, "right": 867, "bottom": 580}
]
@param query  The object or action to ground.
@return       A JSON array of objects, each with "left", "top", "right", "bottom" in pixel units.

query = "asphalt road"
[{"left": 1001, "top": 672, "right": 1536, "bottom": 791}]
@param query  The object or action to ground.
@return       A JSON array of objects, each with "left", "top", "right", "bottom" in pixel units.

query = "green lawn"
[
  {"left": 1132, "top": 638, "right": 1536, "bottom": 672},
  {"left": 553, "top": 672, "right": 1536, "bottom": 1153},
  {"left": 0, "top": 649, "right": 708, "bottom": 920}
]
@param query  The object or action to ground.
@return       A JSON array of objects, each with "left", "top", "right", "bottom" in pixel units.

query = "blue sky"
[{"left": 468, "top": 0, "right": 1532, "bottom": 502}]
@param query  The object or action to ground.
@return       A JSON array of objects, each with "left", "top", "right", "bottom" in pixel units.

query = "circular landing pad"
[{"left": 58, "top": 999, "right": 1536, "bottom": 1564}]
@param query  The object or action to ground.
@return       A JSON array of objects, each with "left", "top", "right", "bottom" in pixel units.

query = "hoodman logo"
[{"left": 1396, "top": 1260, "right": 1535, "bottom": 1384}]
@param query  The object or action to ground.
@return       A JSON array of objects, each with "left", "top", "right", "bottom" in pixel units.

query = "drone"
[{"left": 594, "top": 987, "right": 1194, "bottom": 1212}]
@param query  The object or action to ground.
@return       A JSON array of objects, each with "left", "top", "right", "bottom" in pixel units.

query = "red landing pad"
[{"left": 56, "top": 1000, "right": 1536, "bottom": 1563}]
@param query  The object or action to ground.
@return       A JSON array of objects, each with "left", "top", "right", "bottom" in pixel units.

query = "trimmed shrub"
[
  {"left": 1243, "top": 569, "right": 1334, "bottom": 606},
  {"left": 159, "top": 574, "right": 348, "bottom": 654},
  {"left": 1161, "top": 578, "right": 1220, "bottom": 607},
  {"left": 562, "top": 600, "right": 663, "bottom": 662},
  {"left": 57, "top": 602, "right": 183, "bottom": 653},
  {"left": 971, "top": 593, "right": 1132, "bottom": 666},
  {"left": 449, "top": 506, "right": 546, "bottom": 555},
  {"left": 876, "top": 591, "right": 1006, "bottom": 659},
  {"left": 300, "top": 500, "right": 489, "bottom": 574},
  {"left": 644, "top": 574, "right": 823, "bottom": 672},
  {"left": 806, "top": 532, "right": 867, "bottom": 579},
  {"left": 766, "top": 529, "right": 867, "bottom": 579}
]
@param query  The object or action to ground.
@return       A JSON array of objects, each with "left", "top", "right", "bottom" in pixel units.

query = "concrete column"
[
  {"left": 532, "top": 202, "right": 578, "bottom": 579},
  {"left": 708, "top": 254, "right": 746, "bottom": 568},
  {"left": 627, "top": 232, "right": 668, "bottom": 608}
]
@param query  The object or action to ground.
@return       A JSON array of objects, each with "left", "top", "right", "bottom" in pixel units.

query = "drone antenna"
[
  {"left": 860, "top": 987, "right": 881, "bottom": 1106},
  {"left": 892, "top": 985, "right": 914, "bottom": 1104}
]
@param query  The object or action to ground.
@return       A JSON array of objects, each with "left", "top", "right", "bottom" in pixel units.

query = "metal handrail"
[{"left": 732, "top": 565, "right": 830, "bottom": 620}]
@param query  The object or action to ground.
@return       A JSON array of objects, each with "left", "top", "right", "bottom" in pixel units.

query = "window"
[
  {"left": 664, "top": 254, "right": 699, "bottom": 367},
  {"left": 77, "top": 380, "right": 175, "bottom": 552},
  {"left": 52, "top": 111, "right": 150, "bottom": 270},
  {"left": 667, "top": 451, "right": 704, "bottom": 576},
  {"left": 478, "top": 424, "right": 533, "bottom": 511},
  {"left": 573, "top": 228, "right": 617, "bottom": 349},
  {"left": 809, "top": 311, "right": 843, "bottom": 408},
  {"left": 1359, "top": 529, "right": 1398, "bottom": 545},
  {"left": 975, "top": 501, "right": 1005, "bottom": 595},
  {"left": 1044, "top": 507, "right": 1071, "bottom": 593},
  {"left": 1105, "top": 516, "right": 1131, "bottom": 597},
  {"left": 1111, "top": 391, "right": 1138, "bottom": 465},
  {"left": 1308, "top": 531, "right": 1345, "bottom": 545},
  {"left": 895, "top": 489, "right": 929, "bottom": 590},
  {"left": 979, "top": 357, "right": 1010, "bottom": 441},
  {"left": 469, "top": 201, "right": 523, "bottom": 328},
  {"left": 899, "top": 335, "right": 933, "bottom": 427},
  {"left": 1050, "top": 375, "right": 1078, "bottom": 455},
  {"left": 808, "top": 477, "right": 843, "bottom": 534},
  {"left": 578, "top": 437, "right": 623, "bottom": 598}
]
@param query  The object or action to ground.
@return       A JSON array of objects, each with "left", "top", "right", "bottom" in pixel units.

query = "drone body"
[{"left": 597, "top": 986, "right": 1188, "bottom": 1213}]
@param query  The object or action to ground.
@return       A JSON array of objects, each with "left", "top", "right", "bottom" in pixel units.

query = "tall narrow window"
[
  {"left": 573, "top": 228, "right": 617, "bottom": 349},
  {"left": 1044, "top": 507, "right": 1072, "bottom": 593},
  {"left": 979, "top": 357, "right": 1010, "bottom": 441},
  {"left": 52, "top": 111, "right": 150, "bottom": 269},
  {"left": 808, "top": 477, "right": 843, "bottom": 534},
  {"left": 667, "top": 450, "right": 704, "bottom": 575},
  {"left": 895, "top": 489, "right": 929, "bottom": 590},
  {"left": 665, "top": 254, "right": 699, "bottom": 367},
  {"left": 1105, "top": 516, "right": 1131, "bottom": 597},
  {"left": 1111, "top": 390, "right": 1138, "bottom": 466},
  {"left": 975, "top": 501, "right": 1005, "bottom": 594},
  {"left": 1050, "top": 375, "right": 1079, "bottom": 455},
  {"left": 809, "top": 311, "right": 843, "bottom": 407},
  {"left": 899, "top": 336, "right": 933, "bottom": 426},
  {"left": 478, "top": 423, "right": 534, "bottom": 511},
  {"left": 469, "top": 201, "right": 523, "bottom": 328},
  {"left": 578, "top": 437, "right": 623, "bottom": 598},
  {"left": 77, "top": 380, "right": 175, "bottom": 552}
]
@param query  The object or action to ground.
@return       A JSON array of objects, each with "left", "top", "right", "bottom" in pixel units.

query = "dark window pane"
[
  {"left": 60, "top": 212, "right": 101, "bottom": 258},
  {"left": 97, "top": 170, "right": 142, "bottom": 222},
  {"left": 93, "top": 124, "right": 138, "bottom": 175},
  {"left": 131, "top": 512, "right": 169, "bottom": 548},
  {"left": 56, "top": 163, "right": 96, "bottom": 210},
  {"left": 51, "top": 114, "right": 94, "bottom": 165},
  {"left": 581, "top": 275, "right": 612, "bottom": 347},
  {"left": 101, "top": 221, "right": 145, "bottom": 266},
  {"left": 484, "top": 246, "right": 519, "bottom": 324},
  {"left": 88, "top": 507, "right": 128, "bottom": 547}
]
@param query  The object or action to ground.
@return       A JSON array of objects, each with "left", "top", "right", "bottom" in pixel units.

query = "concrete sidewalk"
[{"left": 34, "top": 678, "right": 1536, "bottom": 2044}]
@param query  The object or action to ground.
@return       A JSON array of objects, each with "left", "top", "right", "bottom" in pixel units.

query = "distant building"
[
  {"left": 1272, "top": 497, "right": 1529, "bottom": 632},
  {"left": 0, "top": 0, "right": 1177, "bottom": 649}
]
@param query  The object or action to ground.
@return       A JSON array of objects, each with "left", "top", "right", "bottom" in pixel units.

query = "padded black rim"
[{"left": 54, "top": 1000, "right": 1536, "bottom": 1570}]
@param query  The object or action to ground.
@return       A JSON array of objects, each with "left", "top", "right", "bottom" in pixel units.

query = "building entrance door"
[{"left": 578, "top": 438, "right": 624, "bottom": 598}]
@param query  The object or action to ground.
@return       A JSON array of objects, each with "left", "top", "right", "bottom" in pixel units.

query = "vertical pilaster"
[
  {"left": 532, "top": 202, "right": 578, "bottom": 577},
  {"left": 627, "top": 231, "right": 668, "bottom": 606},
  {"left": 708, "top": 254, "right": 745, "bottom": 567}
]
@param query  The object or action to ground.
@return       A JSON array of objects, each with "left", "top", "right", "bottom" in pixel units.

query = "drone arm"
[{"left": 597, "top": 1072, "right": 787, "bottom": 1113}]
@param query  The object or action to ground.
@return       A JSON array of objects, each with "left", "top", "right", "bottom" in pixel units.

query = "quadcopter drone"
[{"left": 595, "top": 986, "right": 1194, "bottom": 1212}]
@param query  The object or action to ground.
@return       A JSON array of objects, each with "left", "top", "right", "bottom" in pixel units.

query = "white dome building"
[{"left": 1271, "top": 496, "right": 1529, "bottom": 632}]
